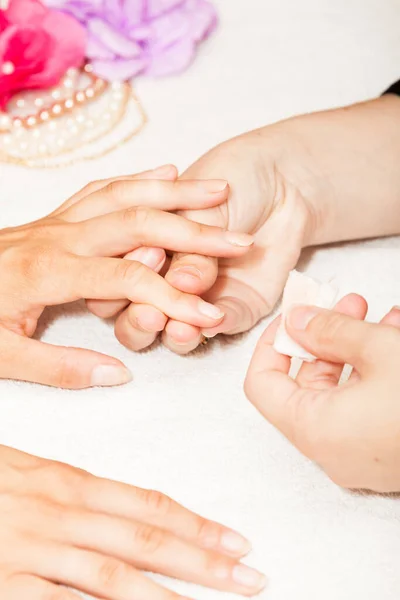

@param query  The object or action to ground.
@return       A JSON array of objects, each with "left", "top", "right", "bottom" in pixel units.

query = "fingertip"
[
  {"left": 165, "top": 320, "right": 200, "bottom": 344},
  {"left": 336, "top": 293, "right": 368, "bottom": 319},
  {"left": 381, "top": 306, "right": 400, "bottom": 327}
]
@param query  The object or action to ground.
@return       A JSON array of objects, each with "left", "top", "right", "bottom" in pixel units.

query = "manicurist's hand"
[
  {"left": 0, "top": 444, "right": 266, "bottom": 600},
  {"left": 245, "top": 294, "right": 400, "bottom": 492},
  {"left": 0, "top": 165, "right": 254, "bottom": 388}
]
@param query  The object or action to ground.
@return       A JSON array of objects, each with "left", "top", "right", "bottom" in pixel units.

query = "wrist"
[{"left": 263, "top": 96, "right": 400, "bottom": 247}]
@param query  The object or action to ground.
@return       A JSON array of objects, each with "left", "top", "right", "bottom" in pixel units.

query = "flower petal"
[
  {"left": 88, "top": 17, "right": 141, "bottom": 57},
  {"left": 91, "top": 56, "right": 148, "bottom": 80},
  {"left": 146, "top": 0, "right": 184, "bottom": 19},
  {"left": 146, "top": 36, "right": 195, "bottom": 76}
]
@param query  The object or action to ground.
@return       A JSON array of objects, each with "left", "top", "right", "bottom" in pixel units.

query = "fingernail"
[
  {"left": 196, "top": 179, "right": 228, "bottom": 193},
  {"left": 132, "top": 247, "right": 165, "bottom": 271},
  {"left": 232, "top": 565, "right": 267, "bottom": 590},
  {"left": 152, "top": 164, "right": 175, "bottom": 176},
  {"left": 224, "top": 231, "right": 254, "bottom": 247},
  {"left": 287, "top": 306, "right": 320, "bottom": 330},
  {"left": 91, "top": 365, "right": 132, "bottom": 387},
  {"left": 173, "top": 266, "right": 203, "bottom": 280},
  {"left": 202, "top": 330, "right": 218, "bottom": 338},
  {"left": 198, "top": 301, "right": 225, "bottom": 320},
  {"left": 221, "top": 531, "right": 252, "bottom": 556}
]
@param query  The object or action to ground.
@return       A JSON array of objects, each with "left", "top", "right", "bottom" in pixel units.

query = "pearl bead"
[
  {"left": 76, "top": 92, "right": 85, "bottom": 103},
  {"left": 0, "top": 114, "right": 11, "bottom": 130},
  {"left": 85, "top": 87, "right": 95, "bottom": 99},
  {"left": 63, "top": 78, "right": 73, "bottom": 89},
  {"left": 13, "top": 118, "right": 23, "bottom": 128},
  {"left": 34, "top": 98, "right": 44, "bottom": 108},
  {"left": 40, "top": 111, "right": 50, "bottom": 121},
  {"left": 2, "top": 61, "right": 15, "bottom": 75},
  {"left": 84, "top": 64, "right": 93, "bottom": 73},
  {"left": 76, "top": 114, "right": 85, "bottom": 123},
  {"left": 52, "top": 104, "right": 62, "bottom": 115},
  {"left": 51, "top": 90, "right": 61, "bottom": 100},
  {"left": 65, "top": 99, "right": 74, "bottom": 109},
  {"left": 27, "top": 116, "right": 37, "bottom": 127},
  {"left": 16, "top": 98, "right": 25, "bottom": 109}
]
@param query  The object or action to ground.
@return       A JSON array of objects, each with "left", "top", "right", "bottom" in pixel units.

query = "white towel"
[{"left": 1, "top": 1, "right": 400, "bottom": 599}]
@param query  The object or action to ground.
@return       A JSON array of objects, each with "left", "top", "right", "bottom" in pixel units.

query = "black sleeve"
[{"left": 383, "top": 80, "right": 400, "bottom": 96}]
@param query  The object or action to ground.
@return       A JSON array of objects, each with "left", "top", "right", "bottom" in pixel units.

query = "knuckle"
[
  {"left": 125, "top": 205, "right": 152, "bottom": 228},
  {"left": 34, "top": 461, "right": 88, "bottom": 502},
  {"left": 116, "top": 260, "right": 150, "bottom": 289},
  {"left": 52, "top": 351, "right": 83, "bottom": 390},
  {"left": 133, "top": 523, "right": 165, "bottom": 554},
  {"left": 105, "top": 180, "right": 128, "bottom": 201},
  {"left": 143, "top": 489, "right": 172, "bottom": 516},
  {"left": 310, "top": 312, "right": 346, "bottom": 347},
  {"left": 97, "top": 559, "right": 131, "bottom": 590}
]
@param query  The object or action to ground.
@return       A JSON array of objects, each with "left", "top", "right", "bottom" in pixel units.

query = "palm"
[{"left": 177, "top": 134, "right": 309, "bottom": 334}]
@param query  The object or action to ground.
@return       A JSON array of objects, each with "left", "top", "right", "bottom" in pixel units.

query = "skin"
[
  {"left": 245, "top": 297, "right": 400, "bottom": 493},
  {"left": 102, "top": 94, "right": 400, "bottom": 354},
  {"left": 0, "top": 165, "right": 255, "bottom": 388},
  {"left": 0, "top": 445, "right": 266, "bottom": 600}
]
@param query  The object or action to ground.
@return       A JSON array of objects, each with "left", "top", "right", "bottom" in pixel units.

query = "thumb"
[
  {"left": 286, "top": 306, "right": 395, "bottom": 373},
  {"left": 0, "top": 328, "right": 132, "bottom": 389}
]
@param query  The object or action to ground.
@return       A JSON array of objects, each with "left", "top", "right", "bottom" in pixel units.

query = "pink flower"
[{"left": 0, "top": 0, "right": 86, "bottom": 109}]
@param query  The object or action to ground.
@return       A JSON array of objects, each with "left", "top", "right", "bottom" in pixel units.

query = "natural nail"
[
  {"left": 287, "top": 306, "right": 320, "bottom": 331},
  {"left": 91, "top": 365, "right": 132, "bottom": 387},
  {"left": 197, "top": 179, "right": 228, "bottom": 193},
  {"left": 152, "top": 164, "right": 175, "bottom": 176},
  {"left": 132, "top": 247, "right": 165, "bottom": 271},
  {"left": 198, "top": 301, "right": 225, "bottom": 320},
  {"left": 232, "top": 564, "right": 267, "bottom": 590},
  {"left": 221, "top": 531, "right": 252, "bottom": 556},
  {"left": 172, "top": 266, "right": 203, "bottom": 280},
  {"left": 224, "top": 231, "right": 254, "bottom": 247}
]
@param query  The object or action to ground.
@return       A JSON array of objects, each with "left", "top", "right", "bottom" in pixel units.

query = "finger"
[
  {"left": 244, "top": 318, "right": 332, "bottom": 455},
  {"left": 61, "top": 178, "right": 230, "bottom": 222},
  {"left": 51, "top": 164, "right": 178, "bottom": 216},
  {"left": 244, "top": 317, "right": 299, "bottom": 434},
  {"left": 0, "top": 328, "right": 131, "bottom": 389},
  {"left": 86, "top": 247, "right": 166, "bottom": 319},
  {"left": 53, "top": 510, "right": 265, "bottom": 596},
  {"left": 78, "top": 477, "right": 251, "bottom": 559},
  {"left": 162, "top": 321, "right": 203, "bottom": 355},
  {"left": 27, "top": 542, "right": 190, "bottom": 600},
  {"left": 286, "top": 304, "right": 400, "bottom": 375},
  {"left": 115, "top": 303, "right": 167, "bottom": 352},
  {"left": 295, "top": 294, "right": 368, "bottom": 390},
  {"left": 4, "top": 575, "right": 84, "bottom": 600},
  {"left": 166, "top": 252, "right": 219, "bottom": 294},
  {"left": 68, "top": 207, "right": 254, "bottom": 258},
  {"left": 44, "top": 255, "right": 227, "bottom": 329},
  {"left": 349, "top": 305, "right": 400, "bottom": 382}
]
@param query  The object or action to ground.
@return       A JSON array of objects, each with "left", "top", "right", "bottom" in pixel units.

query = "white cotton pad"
[{"left": 273, "top": 270, "right": 338, "bottom": 362}]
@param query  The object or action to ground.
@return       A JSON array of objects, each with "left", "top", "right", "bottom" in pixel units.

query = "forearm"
[{"left": 267, "top": 95, "right": 400, "bottom": 246}]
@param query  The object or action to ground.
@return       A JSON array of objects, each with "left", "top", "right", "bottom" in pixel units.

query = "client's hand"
[
  {"left": 0, "top": 166, "right": 253, "bottom": 388},
  {"left": 107, "top": 96, "right": 400, "bottom": 354},
  {"left": 245, "top": 295, "right": 400, "bottom": 493},
  {"left": 0, "top": 444, "right": 266, "bottom": 600}
]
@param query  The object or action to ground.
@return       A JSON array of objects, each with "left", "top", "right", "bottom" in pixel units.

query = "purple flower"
[{"left": 47, "top": 0, "right": 217, "bottom": 81}]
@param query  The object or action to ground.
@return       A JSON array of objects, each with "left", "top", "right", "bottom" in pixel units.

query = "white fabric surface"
[{"left": 1, "top": 0, "right": 400, "bottom": 598}]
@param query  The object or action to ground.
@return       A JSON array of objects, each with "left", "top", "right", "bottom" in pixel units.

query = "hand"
[
  {"left": 0, "top": 444, "right": 266, "bottom": 600},
  {"left": 245, "top": 294, "right": 400, "bottom": 492},
  {"left": 105, "top": 95, "right": 400, "bottom": 354},
  {"left": 0, "top": 165, "right": 254, "bottom": 388}
]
